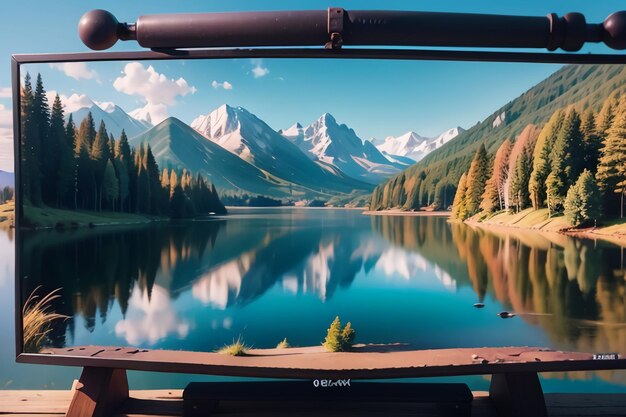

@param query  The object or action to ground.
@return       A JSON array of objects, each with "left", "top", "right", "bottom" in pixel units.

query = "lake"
[{"left": 2, "top": 208, "right": 626, "bottom": 390}]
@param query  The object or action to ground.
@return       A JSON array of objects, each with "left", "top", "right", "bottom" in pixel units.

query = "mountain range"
[
  {"left": 65, "top": 94, "right": 467, "bottom": 203},
  {"left": 68, "top": 98, "right": 152, "bottom": 139},
  {"left": 376, "top": 127, "right": 465, "bottom": 163},
  {"left": 372, "top": 64, "right": 626, "bottom": 211},
  {"left": 279, "top": 113, "right": 408, "bottom": 184},
  {"left": 189, "top": 105, "right": 373, "bottom": 196}
]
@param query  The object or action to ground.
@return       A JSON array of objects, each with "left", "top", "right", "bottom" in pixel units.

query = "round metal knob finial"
[
  {"left": 78, "top": 9, "right": 120, "bottom": 50},
  {"left": 603, "top": 11, "right": 626, "bottom": 50}
]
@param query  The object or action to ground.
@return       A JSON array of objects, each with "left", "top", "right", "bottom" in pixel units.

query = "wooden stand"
[
  {"left": 489, "top": 372, "right": 548, "bottom": 417},
  {"left": 65, "top": 367, "right": 129, "bottom": 417}
]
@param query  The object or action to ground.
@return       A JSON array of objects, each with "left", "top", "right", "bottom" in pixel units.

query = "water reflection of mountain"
[
  {"left": 21, "top": 216, "right": 386, "bottom": 347},
  {"left": 21, "top": 211, "right": 626, "bottom": 372},
  {"left": 371, "top": 215, "right": 626, "bottom": 360}
]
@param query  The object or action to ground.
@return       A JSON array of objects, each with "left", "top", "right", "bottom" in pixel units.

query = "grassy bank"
[
  {"left": 22, "top": 204, "right": 165, "bottom": 229},
  {"left": 467, "top": 208, "right": 626, "bottom": 245}
]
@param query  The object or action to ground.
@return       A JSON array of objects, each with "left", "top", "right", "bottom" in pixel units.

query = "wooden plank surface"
[{"left": 0, "top": 390, "right": 625, "bottom": 417}]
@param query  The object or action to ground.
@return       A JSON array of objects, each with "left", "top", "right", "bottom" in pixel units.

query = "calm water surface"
[{"left": 2, "top": 208, "right": 626, "bottom": 390}]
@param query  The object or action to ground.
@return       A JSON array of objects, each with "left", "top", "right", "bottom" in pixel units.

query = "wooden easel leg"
[
  {"left": 65, "top": 367, "right": 129, "bottom": 417},
  {"left": 489, "top": 372, "right": 547, "bottom": 417}
]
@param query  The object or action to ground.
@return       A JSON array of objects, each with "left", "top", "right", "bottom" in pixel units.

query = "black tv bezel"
[{"left": 12, "top": 48, "right": 626, "bottom": 378}]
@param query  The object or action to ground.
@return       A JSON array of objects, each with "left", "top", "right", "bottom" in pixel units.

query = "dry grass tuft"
[
  {"left": 23, "top": 287, "right": 68, "bottom": 352},
  {"left": 217, "top": 337, "right": 250, "bottom": 356}
]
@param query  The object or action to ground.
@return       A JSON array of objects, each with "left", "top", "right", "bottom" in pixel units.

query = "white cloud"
[
  {"left": 211, "top": 80, "right": 233, "bottom": 90},
  {"left": 0, "top": 104, "right": 13, "bottom": 172},
  {"left": 49, "top": 62, "right": 98, "bottom": 80},
  {"left": 129, "top": 103, "right": 167, "bottom": 126},
  {"left": 113, "top": 62, "right": 196, "bottom": 124},
  {"left": 0, "top": 87, "right": 11, "bottom": 99},
  {"left": 46, "top": 91, "right": 94, "bottom": 114},
  {"left": 251, "top": 59, "right": 270, "bottom": 78},
  {"left": 114, "top": 284, "right": 190, "bottom": 346}
]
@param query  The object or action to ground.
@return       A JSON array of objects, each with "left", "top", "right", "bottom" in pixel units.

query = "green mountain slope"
[
  {"left": 371, "top": 64, "right": 626, "bottom": 211},
  {"left": 131, "top": 117, "right": 298, "bottom": 198}
]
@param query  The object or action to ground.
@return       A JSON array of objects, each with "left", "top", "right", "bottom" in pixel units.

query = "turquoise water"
[{"left": 2, "top": 208, "right": 626, "bottom": 391}]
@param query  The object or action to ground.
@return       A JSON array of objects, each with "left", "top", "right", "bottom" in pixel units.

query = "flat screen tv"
[{"left": 12, "top": 42, "right": 626, "bottom": 383}]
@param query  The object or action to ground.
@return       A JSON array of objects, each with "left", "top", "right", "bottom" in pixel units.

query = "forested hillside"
[
  {"left": 19, "top": 73, "right": 226, "bottom": 221},
  {"left": 370, "top": 64, "right": 626, "bottom": 211}
]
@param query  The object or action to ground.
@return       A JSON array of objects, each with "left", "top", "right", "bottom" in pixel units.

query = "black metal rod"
[{"left": 78, "top": 8, "right": 626, "bottom": 52}]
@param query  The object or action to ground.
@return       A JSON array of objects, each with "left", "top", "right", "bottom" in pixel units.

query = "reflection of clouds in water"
[
  {"left": 191, "top": 256, "right": 250, "bottom": 309},
  {"left": 114, "top": 284, "right": 189, "bottom": 346},
  {"left": 375, "top": 247, "right": 428, "bottom": 280},
  {"left": 191, "top": 236, "right": 460, "bottom": 308},
  {"left": 299, "top": 241, "right": 335, "bottom": 301},
  {"left": 0, "top": 231, "right": 14, "bottom": 287},
  {"left": 211, "top": 317, "right": 233, "bottom": 330}
]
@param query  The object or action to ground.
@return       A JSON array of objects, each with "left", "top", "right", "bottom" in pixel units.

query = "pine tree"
[
  {"left": 463, "top": 144, "right": 490, "bottom": 217},
  {"left": 169, "top": 170, "right": 179, "bottom": 198},
  {"left": 580, "top": 109, "right": 602, "bottom": 173},
  {"left": 481, "top": 139, "right": 511, "bottom": 213},
  {"left": 323, "top": 317, "right": 343, "bottom": 352},
  {"left": 43, "top": 94, "right": 64, "bottom": 204},
  {"left": 596, "top": 96, "right": 618, "bottom": 138},
  {"left": 52, "top": 96, "right": 74, "bottom": 207},
  {"left": 65, "top": 115, "right": 78, "bottom": 208},
  {"left": 91, "top": 121, "right": 111, "bottom": 210},
  {"left": 102, "top": 160, "right": 119, "bottom": 208},
  {"left": 31, "top": 73, "right": 49, "bottom": 205},
  {"left": 20, "top": 73, "right": 36, "bottom": 203},
  {"left": 506, "top": 125, "right": 540, "bottom": 211},
  {"left": 597, "top": 99, "right": 626, "bottom": 217},
  {"left": 114, "top": 130, "right": 133, "bottom": 211},
  {"left": 529, "top": 110, "right": 564, "bottom": 209},
  {"left": 145, "top": 145, "right": 163, "bottom": 215},
  {"left": 564, "top": 170, "right": 602, "bottom": 226},
  {"left": 547, "top": 108, "right": 584, "bottom": 214},
  {"left": 161, "top": 168, "right": 170, "bottom": 190},
  {"left": 169, "top": 184, "right": 187, "bottom": 218},
  {"left": 451, "top": 173, "right": 468, "bottom": 220}
]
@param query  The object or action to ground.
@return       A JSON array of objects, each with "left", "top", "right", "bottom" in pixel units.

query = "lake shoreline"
[
  {"left": 463, "top": 208, "right": 626, "bottom": 247},
  {"left": 362, "top": 209, "right": 451, "bottom": 217}
]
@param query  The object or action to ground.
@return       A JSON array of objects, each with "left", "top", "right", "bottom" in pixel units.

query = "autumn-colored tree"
[
  {"left": 529, "top": 110, "right": 564, "bottom": 209},
  {"left": 597, "top": 98, "right": 626, "bottom": 217},
  {"left": 481, "top": 139, "right": 511, "bottom": 213},
  {"left": 451, "top": 172, "right": 468, "bottom": 220},
  {"left": 463, "top": 144, "right": 490, "bottom": 217},
  {"left": 547, "top": 108, "right": 584, "bottom": 215},
  {"left": 507, "top": 124, "right": 540, "bottom": 212},
  {"left": 580, "top": 109, "right": 602, "bottom": 173}
]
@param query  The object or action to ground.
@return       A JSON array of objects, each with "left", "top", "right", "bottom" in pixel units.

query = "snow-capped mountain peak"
[
  {"left": 96, "top": 101, "right": 117, "bottom": 114},
  {"left": 376, "top": 126, "right": 464, "bottom": 163},
  {"left": 67, "top": 96, "right": 152, "bottom": 139},
  {"left": 281, "top": 113, "right": 406, "bottom": 184}
]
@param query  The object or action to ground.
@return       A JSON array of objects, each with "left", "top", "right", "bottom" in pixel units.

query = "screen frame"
[{"left": 12, "top": 48, "right": 626, "bottom": 377}]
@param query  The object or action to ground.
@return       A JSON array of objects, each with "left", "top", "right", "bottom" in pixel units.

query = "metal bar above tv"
[{"left": 77, "top": 8, "right": 626, "bottom": 52}]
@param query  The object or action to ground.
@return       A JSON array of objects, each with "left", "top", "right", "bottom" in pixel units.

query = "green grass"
[
  {"left": 479, "top": 208, "right": 571, "bottom": 231},
  {"left": 22, "top": 204, "right": 163, "bottom": 229},
  {"left": 217, "top": 337, "right": 250, "bottom": 356}
]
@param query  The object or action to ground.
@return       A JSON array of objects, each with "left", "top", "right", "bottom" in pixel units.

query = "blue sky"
[{"left": 1, "top": 0, "right": 626, "bottom": 172}]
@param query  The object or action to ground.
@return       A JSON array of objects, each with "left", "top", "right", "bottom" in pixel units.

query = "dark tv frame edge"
[{"left": 12, "top": 47, "right": 626, "bottom": 377}]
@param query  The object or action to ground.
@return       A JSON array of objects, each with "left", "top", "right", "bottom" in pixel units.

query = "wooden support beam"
[
  {"left": 489, "top": 372, "right": 547, "bottom": 417},
  {"left": 65, "top": 367, "right": 129, "bottom": 417}
]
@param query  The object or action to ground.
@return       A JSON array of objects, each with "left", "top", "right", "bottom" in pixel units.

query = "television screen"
[{"left": 14, "top": 54, "right": 626, "bottom": 378}]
